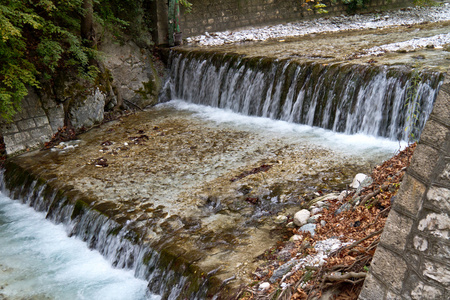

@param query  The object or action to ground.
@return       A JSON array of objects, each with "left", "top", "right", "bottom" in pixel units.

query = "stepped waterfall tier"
[
  {"left": 161, "top": 50, "right": 444, "bottom": 141},
  {"left": 1, "top": 43, "right": 446, "bottom": 299}
]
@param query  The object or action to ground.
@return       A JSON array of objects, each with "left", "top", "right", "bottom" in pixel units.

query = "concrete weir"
[
  {"left": 2, "top": 105, "right": 382, "bottom": 298},
  {"left": 2, "top": 16, "right": 450, "bottom": 299}
]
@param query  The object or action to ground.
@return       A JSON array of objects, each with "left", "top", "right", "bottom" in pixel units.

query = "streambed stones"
[{"left": 294, "top": 209, "right": 310, "bottom": 227}]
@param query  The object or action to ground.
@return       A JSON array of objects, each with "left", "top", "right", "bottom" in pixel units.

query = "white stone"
[
  {"left": 259, "top": 282, "right": 270, "bottom": 290},
  {"left": 294, "top": 209, "right": 311, "bottom": 227},
  {"left": 338, "top": 190, "right": 349, "bottom": 202},
  {"left": 289, "top": 234, "right": 303, "bottom": 242},
  {"left": 315, "top": 201, "right": 325, "bottom": 207},
  {"left": 274, "top": 215, "right": 288, "bottom": 224},
  {"left": 286, "top": 221, "right": 295, "bottom": 228},
  {"left": 311, "top": 207, "right": 323, "bottom": 215},
  {"left": 320, "top": 220, "right": 327, "bottom": 227},
  {"left": 350, "top": 173, "right": 369, "bottom": 189}
]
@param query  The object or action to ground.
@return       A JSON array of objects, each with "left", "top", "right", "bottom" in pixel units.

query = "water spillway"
[
  {"left": 1, "top": 46, "right": 446, "bottom": 298},
  {"left": 0, "top": 164, "right": 223, "bottom": 299},
  {"left": 161, "top": 50, "right": 444, "bottom": 141}
]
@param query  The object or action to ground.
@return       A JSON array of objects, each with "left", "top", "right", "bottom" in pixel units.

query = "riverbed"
[{"left": 5, "top": 102, "right": 403, "bottom": 294}]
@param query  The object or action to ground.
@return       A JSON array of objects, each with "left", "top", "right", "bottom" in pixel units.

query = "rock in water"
[{"left": 294, "top": 209, "right": 311, "bottom": 227}]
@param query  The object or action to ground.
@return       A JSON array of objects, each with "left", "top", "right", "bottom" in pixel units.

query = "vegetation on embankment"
[{"left": 0, "top": 0, "right": 153, "bottom": 122}]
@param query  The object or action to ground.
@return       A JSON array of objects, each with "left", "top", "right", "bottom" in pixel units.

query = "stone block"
[
  {"left": 409, "top": 144, "right": 439, "bottom": 180},
  {"left": 427, "top": 186, "right": 450, "bottom": 212},
  {"left": 386, "top": 290, "right": 401, "bottom": 300},
  {"left": 358, "top": 274, "right": 386, "bottom": 300},
  {"left": 394, "top": 174, "right": 425, "bottom": 215},
  {"left": 410, "top": 281, "right": 443, "bottom": 299},
  {"left": 29, "top": 126, "right": 53, "bottom": 142},
  {"left": 432, "top": 83, "right": 450, "bottom": 124},
  {"left": 3, "top": 134, "right": 25, "bottom": 154},
  {"left": 13, "top": 131, "right": 31, "bottom": 144},
  {"left": 423, "top": 260, "right": 450, "bottom": 286},
  {"left": 428, "top": 239, "right": 450, "bottom": 261},
  {"left": 371, "top": 246, "right": 407, "bottom": 291},
  {"left": 34, "top": 116, "right": 50, "bottom": 128},
  {"left": 419, "top": 119, "right": 448, "bottom": 148},
  {"left": 436, "top": 158, "right": 450, "bottom": 187},
  {"left": 47, "top": 105, "right": 64, "bottom": 133},
  {"left": 380, "top": 210, "right": 413, "bottom": 251},
  {"left": 1, "top": 123, "right": 19, "bottom": 134},
  {"left": 16, "top": 119, "right": 36, "bottom": 131},
  {"left": 418, "top": 212, "right": 450, "bottom": 239}
]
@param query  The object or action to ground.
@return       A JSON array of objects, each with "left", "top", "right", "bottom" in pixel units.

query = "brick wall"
[
  {"left": 180, "top": 0, "right": 414, "bottom": 37},
  {"left": 359, "top": 73, "right": 450, "bottom": 299}
]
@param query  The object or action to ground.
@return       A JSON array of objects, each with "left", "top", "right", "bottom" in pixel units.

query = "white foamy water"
[
  {"left": 0, "top": 193, "right": 159, "bottom": 300},
  {"left": 158, "top": 100, "right": 407, "bottom": 159}
]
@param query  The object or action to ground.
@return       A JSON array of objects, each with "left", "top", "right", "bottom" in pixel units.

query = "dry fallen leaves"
[{"left": 240, "top": 143, "right": 416, "bottom": 300}]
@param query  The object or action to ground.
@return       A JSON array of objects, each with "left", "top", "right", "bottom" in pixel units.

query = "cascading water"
[
  {"left": 161, "top": 50, "right": 444, "bottom": 141},
  {"left": 0, "top": 167, "right": 215, "bottom": 299},
  {"left": 0, "top": 191, "right": 153, "bottom": 300}
]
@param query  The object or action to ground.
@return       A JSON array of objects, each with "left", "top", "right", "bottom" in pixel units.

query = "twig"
[
  {"left": 323, "top": 272, "right": 366, "bottom": 282},
  {"left": 344, "top": 229, "right": 383, "bottom": 252}
]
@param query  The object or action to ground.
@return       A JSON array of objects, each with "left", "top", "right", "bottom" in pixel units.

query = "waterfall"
[
  {"left": 161, "top": 50, "right": 444, "bottom": 141},
  {"left": 0, "top": 163, "right": 221, "bottom": 299}
]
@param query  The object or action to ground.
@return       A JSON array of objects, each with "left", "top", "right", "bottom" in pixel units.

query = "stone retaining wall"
[
  {"left": 0, "top": 38, "right": 161, "bottom": 156},
  {"left": 180, "top": 0, "right": 413, "bottom": 37},
  {"left": 359, "top": 73, "right": 450, "bottom": 299},
  {"left": 1, "top": 89, "right": 64, "bottom": 154}
]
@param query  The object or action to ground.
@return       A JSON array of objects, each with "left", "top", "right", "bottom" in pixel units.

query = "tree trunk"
[{"left": 81, "top": 0, "right": 95, "bottom": 46}]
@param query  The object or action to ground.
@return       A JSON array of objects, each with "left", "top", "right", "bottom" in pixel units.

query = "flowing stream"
[
  {"left": 161, "top": 51, "right": 443, "bottom": 141},
  {"left": 0, "top": 47, "right": 445, "bottom": 298},
  {"left": 0, "top": 192, "right": 159, "bottom": 300}
]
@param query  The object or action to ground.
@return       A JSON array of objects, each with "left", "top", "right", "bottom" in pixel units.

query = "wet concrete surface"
[
  {"left": 10, "top": 106, "right": 390, "bottom": 290},
  {"left": 182, "top": 21, "right": 450, "bottom": 71}
]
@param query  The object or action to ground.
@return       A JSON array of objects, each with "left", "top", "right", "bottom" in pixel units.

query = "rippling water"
[{"left": 0, "top": 193, "right": 159, "bottom": 300}]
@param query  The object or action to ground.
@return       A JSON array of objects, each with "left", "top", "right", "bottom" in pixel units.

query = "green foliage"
[
  {"left": 303, "top": 0, "right": 371, "bottom": 14},
  {"left": 0, "top": 0, "right": 142, "bottom": 122},
  {"left": 180, "top": 0, "right": 193, "bottom": 13},
  {"left": 0, "top": 0, "right": 90, "bottom": 122},
  {"left": 94, "top": 0, "right": 153, "bottom": 46},
  {"left": 413, "top": 0, "right": 438, "bottom": 7}
]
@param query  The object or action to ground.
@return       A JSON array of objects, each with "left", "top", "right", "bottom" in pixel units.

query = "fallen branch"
[
  {"left": 344, "top": 229, "right": 383, "bottom": 252},
  {"left": 359, "top": 183, "right": 390, "bottom": 206},
  {"left": 324, "top": 272, "right": 366, "bottom": 282}
]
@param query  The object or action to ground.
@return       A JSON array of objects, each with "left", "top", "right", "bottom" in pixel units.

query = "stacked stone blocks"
[
  {"left": 181, "top": 0, "right": 413, "bottom": 37},
  {"left": 1, "top": 89, "right": 64, "bottom": 155},
  {"left": 359, "top": 75, "right": 450, "bottom": 299}
]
